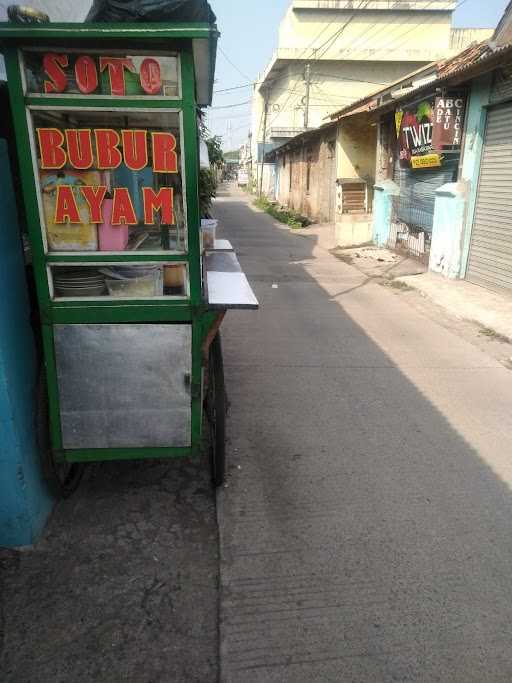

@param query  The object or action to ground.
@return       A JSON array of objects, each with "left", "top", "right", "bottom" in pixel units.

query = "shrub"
[{"left": 254, "top": 197, "right": 310, "bottom": 229}]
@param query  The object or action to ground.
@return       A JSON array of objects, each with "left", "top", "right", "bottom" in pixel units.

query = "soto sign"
[{"left": 25, "top": 51, "right": 179, "bottom": 98}]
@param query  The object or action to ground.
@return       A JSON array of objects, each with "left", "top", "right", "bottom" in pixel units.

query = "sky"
[{"left": 207, "top": 0, "right": 511, "bottom": 150}]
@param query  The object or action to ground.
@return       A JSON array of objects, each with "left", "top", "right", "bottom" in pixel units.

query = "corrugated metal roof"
[{"left": 265, "top": 119, "right": 339, "bottom": 161}]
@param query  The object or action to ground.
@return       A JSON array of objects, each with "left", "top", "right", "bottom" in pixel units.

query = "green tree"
[{"left": 205, "top": 135, "right": 224, "bottom": 168}]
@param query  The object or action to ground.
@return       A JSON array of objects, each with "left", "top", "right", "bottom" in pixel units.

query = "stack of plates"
[
  {"left": 54, "top": 268, "right": 106, "bottom": 298},
  {"left": 100, "top": 265, "right": 161, "bottom": 280}
]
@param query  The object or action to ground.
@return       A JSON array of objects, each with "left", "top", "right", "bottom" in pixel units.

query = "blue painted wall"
[
  {"left": 429, "top": 183, "right": 467, "bottom": 279},
  {"left": 373, "top": 180, "right": 399, "bottom": 246},
  {"left": 0, "top": 138, "right": 53, "bottom": 548},
  {"left": 459, "top": 76, "right": 492, "bottom": 277}
]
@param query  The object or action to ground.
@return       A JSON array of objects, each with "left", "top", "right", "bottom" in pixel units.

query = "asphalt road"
[{"left": 214, "top": 185, "right": 512, "bottom": 683}]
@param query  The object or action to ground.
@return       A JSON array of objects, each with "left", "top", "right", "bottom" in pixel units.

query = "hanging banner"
[
  {"left": 397, "top": 100, "right": 437, "bottom": 169},
  {"left": 395, "top": 110, "right": 404, "bottom": 139},
  {"left": 432, "top": 96, "right": 466, "bottom": 150}
]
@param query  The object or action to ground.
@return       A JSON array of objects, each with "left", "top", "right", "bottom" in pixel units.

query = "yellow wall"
[{"left": 337, "top": 119, "right": 378, "bottom": 183}]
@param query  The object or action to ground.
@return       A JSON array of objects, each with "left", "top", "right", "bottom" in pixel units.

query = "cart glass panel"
[
  {"left": 49, "top": 263, "right": 189, "bottom": 300},
  {"left": 29, "top": 108, "right": 187, "bottom": 253}
]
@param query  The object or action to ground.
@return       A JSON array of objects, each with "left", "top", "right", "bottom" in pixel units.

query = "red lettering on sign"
[
  {"left": 75, "top": 55, "right": 98, "bottom": 94},
  {"left": 111, "top": 187, "right": 138, "bottom": 225},
  {"left": 152, "top": 132, "right": 178, "bottom": 173},
  {"left": 140, "top": 58, "right": 162, "bottom": 95},
  {"left": 65, "top": 129, "right": 93, "bottom": 170},
  {"left": 54, "top": 186, "right": 81, "bottom": 223},
  {"left": 43, "top": 53, "right": 68, "bottom": 94},
  {"left": 80, "top": 186, "right": 107, "bottom": 223},
  {"left": 99, "top": 57, "right": 135, "bottom": 97},
  {"left": 143, "top": 187, "right": 174, "bottom": 225},
  {"left": 122, "top": 130, "right": 148, "bottom": 171},
  {"left": 95, "top": 129, "right": 122, "bottom": 169},
  {"left": 37, "top": 128, "right": 67, "bottom": 169}
]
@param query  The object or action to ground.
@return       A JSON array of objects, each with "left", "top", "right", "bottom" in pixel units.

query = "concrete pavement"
[
  {"left": 215, "top": 185, "right": 512, "bottom": 682},
  {"left": 396, "top": 271, "right": 512, "bottom": 341},
  {"left": 0, "top": 457, "right": 218, "bottom": 682}
]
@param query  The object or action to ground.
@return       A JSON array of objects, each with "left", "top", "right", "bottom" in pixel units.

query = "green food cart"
[{"left": 0, "top": 18, "right": 258, "bottom": 496}]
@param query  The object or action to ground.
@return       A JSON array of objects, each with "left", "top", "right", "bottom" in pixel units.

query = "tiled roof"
[{"left": 328, "top": 39, "right": 498, "bottom": 122}]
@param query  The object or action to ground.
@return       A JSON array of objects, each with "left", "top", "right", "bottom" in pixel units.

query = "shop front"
[
  {"left": 389, "top": 94, "right": 466, "bottom": 262},
  {"left": 465, "top": 75, "right": 512, "bottom": 294}
]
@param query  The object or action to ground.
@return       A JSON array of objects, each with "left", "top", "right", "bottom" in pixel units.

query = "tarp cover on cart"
[{"left": 86, "top": 0, "right": 216, "bottom": 23}]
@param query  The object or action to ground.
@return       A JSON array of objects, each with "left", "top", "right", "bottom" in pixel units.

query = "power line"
[
  {"left": 214, "top": 83, "right": 253, "bottom": 94},
  {"left": 358, "top": 0, "right": 467, "bottom": 55},
  {"left": 263, "top": 0, "right": 373, "bottom": 132},
  {"left": 218, "top": 45, "right": 252, "bottom": 82},
  {"left": 209, "top": 100, "right": 251, "bottom": 110},
  {"left": 207, "top": 112, "right": 252, "bottom": 122},
  {"left": 314, "top": 0, "right": 371, "bottom": 60},
  {"left": 214, "top": 71, "right": 388, "bottom": 96},
  {"left": 334, "top": 0, "right": 458, "bottom": 55}
]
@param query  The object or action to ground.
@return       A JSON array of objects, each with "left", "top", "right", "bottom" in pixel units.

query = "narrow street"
[{"left": 215, "top": 185, "right": 512, "bottom": 683}]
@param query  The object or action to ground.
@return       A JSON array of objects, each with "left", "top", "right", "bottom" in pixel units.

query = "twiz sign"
[{"left": 39, "top": 53, "right": 166, "bottom": 97}]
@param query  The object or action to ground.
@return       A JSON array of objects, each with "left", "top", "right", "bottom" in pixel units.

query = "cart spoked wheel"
[
  {"left": 37, "top": 368, "right": 84, "bottom": 498},
  {"left": 205, "top": 333, "right": 226, "bottom": 488}
]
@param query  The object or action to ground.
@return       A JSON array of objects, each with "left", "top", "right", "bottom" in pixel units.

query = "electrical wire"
[
  {"left": 209, "top": 100, "right": 251, "bottom": 110},
  {"left": 253, "top": 0, "right": 469, "bottom": 150},
  {"left": 265, "top": 1, "right": 374, "bottom": 131},
  {"left": 214, "top": 70, "right": 388, "bottom": 95},
  {"left": 357, "top": 0, "right": 470, "bottom": 56},
  {"left": 218, "top": 45, "right": 252, "bottom": 82},
  {"left": 312, "top": 0, "right": 371, "bottom": 60},
  {"left": 207, "top": 112, "right": 252, "bottom": 122}
]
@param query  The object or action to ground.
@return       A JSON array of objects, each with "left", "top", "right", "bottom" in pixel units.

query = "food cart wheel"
[
  {"left": 205, "top": 333, "right": 226, "bottom": 487},
  {"left": 37, "top": 368, "right": 84, "bottom": 498}
]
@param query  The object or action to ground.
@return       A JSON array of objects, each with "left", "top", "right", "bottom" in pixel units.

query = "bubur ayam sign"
[
  {"left": 36, "top": 127, "right": 177, "bottom": 226},
  {"left": 396, "top": 96, "right": 466, "bottom": 170}
]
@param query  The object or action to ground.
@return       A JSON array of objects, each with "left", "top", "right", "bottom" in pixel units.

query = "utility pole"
[
  {"left": 304, "top": 63, "right": 311, "bottom": 129},
  {"left": 259, "top": 96, "right": 269, "bottom": 197}
]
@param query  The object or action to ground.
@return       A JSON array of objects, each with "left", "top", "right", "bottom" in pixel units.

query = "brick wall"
[{"left": 276, "top": 132, "right": 337, "bottom": 223}]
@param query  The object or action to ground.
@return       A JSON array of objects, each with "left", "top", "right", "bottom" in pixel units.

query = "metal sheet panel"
[
  {"left": 393, "top": 158, "right": 459, "bottom": 232},
  {"left": 466, "top": 103, "right": 512, "bottom": 294},
  {"left": 54, "top": 324, "right": 192, "bottom": 449},
  {"left": 491, "top": 68, "right": 512, "bottom": 104}
]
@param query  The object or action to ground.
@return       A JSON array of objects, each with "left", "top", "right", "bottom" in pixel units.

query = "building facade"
[
  {"left": 368, "top": 10, "right": 512, "bottom": 296},
  {"left": 251, "top": 0, "right": 492, "bottom": 188}
]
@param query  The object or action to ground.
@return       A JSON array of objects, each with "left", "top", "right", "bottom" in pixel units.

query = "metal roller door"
[{"left": 466, "top": 103, "right": 512, "bottom": 294}]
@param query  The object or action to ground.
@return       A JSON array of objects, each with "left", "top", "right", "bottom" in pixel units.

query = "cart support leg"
[{"left": 202, "top": 311, "right": 225, "bottom": 364}]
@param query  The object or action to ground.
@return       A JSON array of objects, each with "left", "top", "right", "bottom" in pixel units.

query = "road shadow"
[
  {"left": 213, "top": 187, "right": 512, "bottom": 683},
  {"left": 0, "top": 431, "right": 218, "bottom": 680}
]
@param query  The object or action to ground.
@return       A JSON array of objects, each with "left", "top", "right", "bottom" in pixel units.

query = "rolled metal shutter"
[
  {"left": 393, "top": 158, "right": 459, "bottom": 232},
  {"left": 466, "top": 103, "right": 512, "bottom": 294},
  {"left": 490, "top": 68, "right": 512, "bottom": 104}
]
